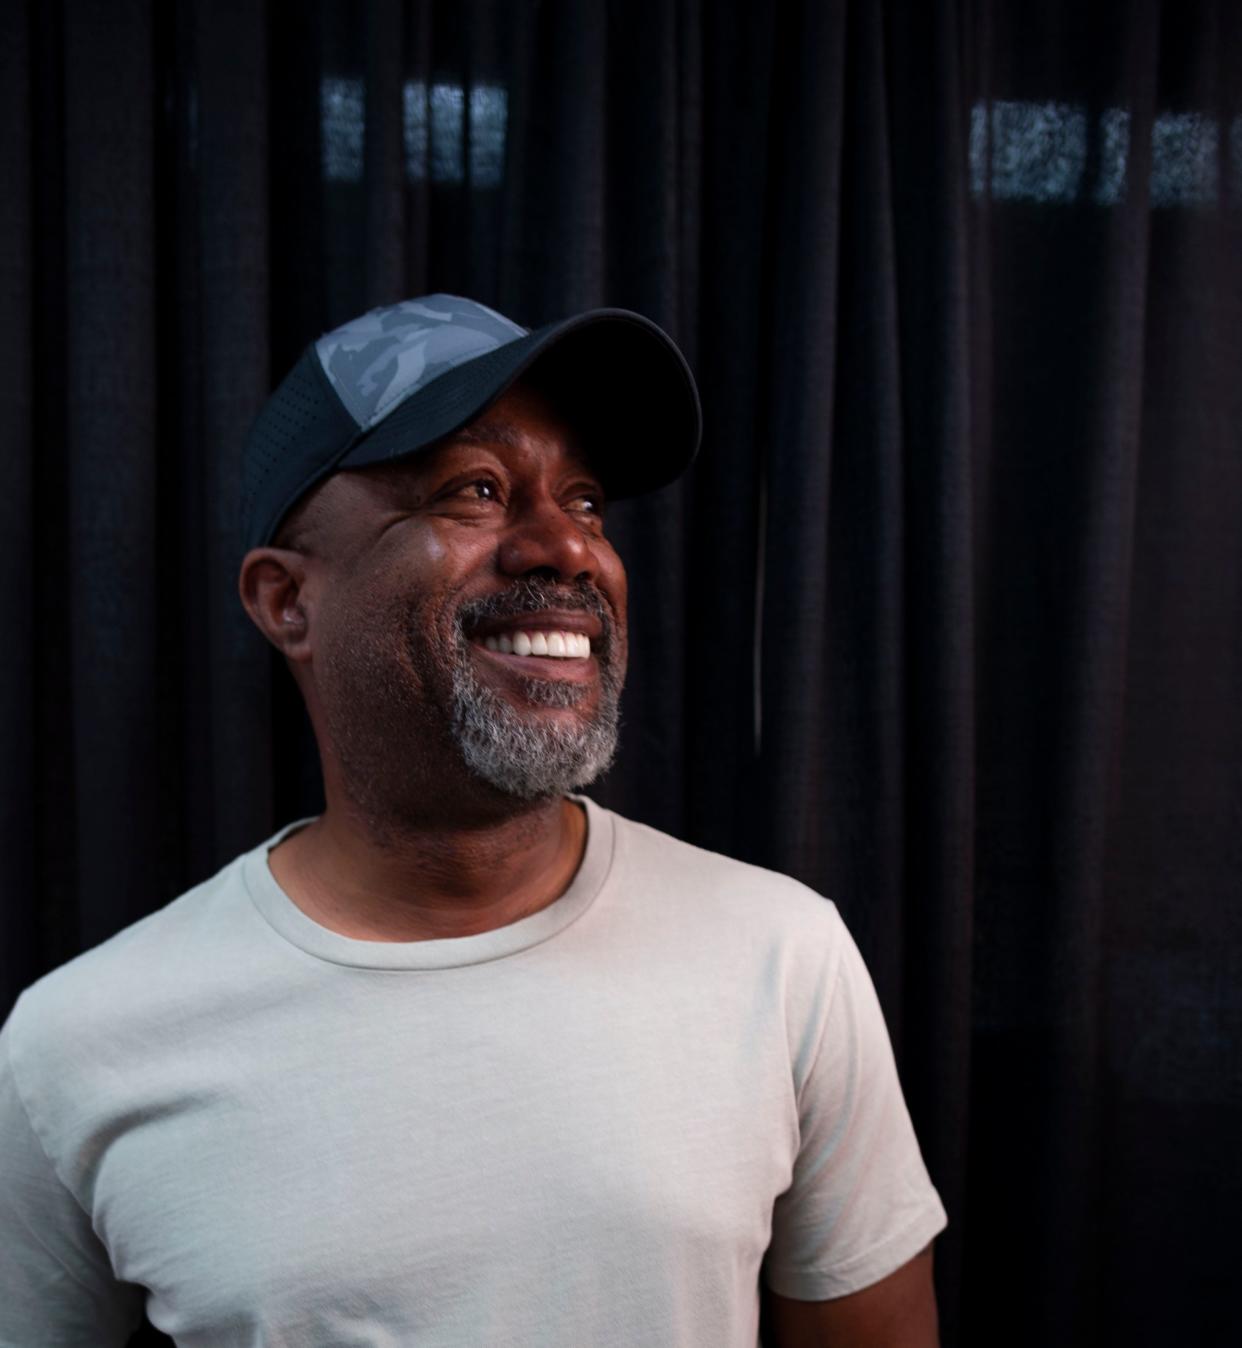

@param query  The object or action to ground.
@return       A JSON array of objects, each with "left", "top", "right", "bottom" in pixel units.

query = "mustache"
[{"left": 456, "top": 578, "right": 614, "bottom": 644}]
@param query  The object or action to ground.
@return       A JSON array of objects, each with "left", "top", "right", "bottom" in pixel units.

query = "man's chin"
[
  {"left": 459, "top": 745, "right": 617, "bottom": 804},
  {"left": 450, "top": 682, "right": 618, "bottom": 802}
]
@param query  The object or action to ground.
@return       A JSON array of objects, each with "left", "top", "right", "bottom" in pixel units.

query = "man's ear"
[{"left": 238, "top": 548, "right": 317, "bottom": 665}]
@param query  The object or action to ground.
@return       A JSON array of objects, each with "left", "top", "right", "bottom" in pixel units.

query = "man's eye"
[
  {"left": 571, "top": 494, "right": 603, "bottom": 515},
  {"left": 456, "top": 479, "right": 498, "bottom": 501}
]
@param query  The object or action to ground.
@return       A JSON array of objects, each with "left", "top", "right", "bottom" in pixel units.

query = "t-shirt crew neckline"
[{"left": 243, "top": 793, "right": 616, "bottom": 971}]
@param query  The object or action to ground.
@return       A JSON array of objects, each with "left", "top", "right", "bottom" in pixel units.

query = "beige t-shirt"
[{"left": 0, "top": 795, "right": 946, "bottom": 1346}]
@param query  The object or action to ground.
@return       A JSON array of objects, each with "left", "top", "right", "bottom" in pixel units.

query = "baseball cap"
[{"left": 239, "top": 293, "right": 702, "bottom": 553}]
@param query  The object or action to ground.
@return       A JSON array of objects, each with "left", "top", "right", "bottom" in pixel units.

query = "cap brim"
[{"left": 335, "top": 308, "right": 702, "bottom": 500}]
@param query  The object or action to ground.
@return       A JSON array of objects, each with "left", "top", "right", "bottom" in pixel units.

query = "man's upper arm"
[
  {"left": 0, "top": 1015, "right": 144, "bottom": 1347},
  {"left": 762, "top": 1242, "right": 939, "bottom": 1348},
  {"left": 763, "top": 905, "right": 948, "bottom": 1301}
]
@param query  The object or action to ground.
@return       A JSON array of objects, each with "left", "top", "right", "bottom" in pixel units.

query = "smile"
[
  {"left": 468, "top": 629, "right": 598, "bottom": 688},
  {"left": 476, "top": 630, "right": 591, "bottom": 659}
]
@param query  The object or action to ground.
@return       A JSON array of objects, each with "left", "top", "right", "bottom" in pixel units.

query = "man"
[{"left": 0, "top": 295, "right": 946, "bottom": 1346}]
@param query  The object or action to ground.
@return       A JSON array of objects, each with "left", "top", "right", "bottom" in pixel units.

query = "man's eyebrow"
[
  {"left": 441, "top": 420, "right": 604, "bottom": 488},
  {"left": 444, "top": 420, "right": 528, "bottom": 452}
]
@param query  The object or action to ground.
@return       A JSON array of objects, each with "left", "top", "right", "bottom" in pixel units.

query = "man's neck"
[{"left": 267, "top": 794, "right": 588, "bottom": 943}]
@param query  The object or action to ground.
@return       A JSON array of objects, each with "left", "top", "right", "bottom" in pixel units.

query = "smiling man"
[{"left": 0, "top": 296, "right": 946, "bottom": 1347}]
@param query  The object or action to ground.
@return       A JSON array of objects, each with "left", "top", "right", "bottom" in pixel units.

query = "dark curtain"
[{"left": 3, "top": 2, "right": 1239, "bottom": 1345}]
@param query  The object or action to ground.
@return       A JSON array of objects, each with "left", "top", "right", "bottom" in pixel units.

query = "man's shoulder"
[
  {"left": 603, "top": 804, "right": 846, "bottom": 942},
  {"left": 6, "top": 841, "right": 259, "bottom": 1060}
]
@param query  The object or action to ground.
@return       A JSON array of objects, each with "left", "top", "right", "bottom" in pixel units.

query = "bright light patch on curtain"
[
  {"left": 968, "top": 103, "right": 988, "bottom": 196},
  {"left": 320, "top": 77, "right": 508, "bottom": 186},
  {"left": 403, "top": 82, "right": 429, "bottom": 181},
  {"left": 468, "top": 86, "right": 508, "bottom": 187},
  {"left": 322, "top": 77, "right": 365, "bottom": 182},
  {"left": 429, "top": 83, "right": 465, "bottom": 182},
  {"left": 1150, "top": 112, "right": 1218, "bottom": 206},
  {"left": 402, "top": 81, "right": 508, "bottom": 187},
  {"left": 970, "top": 100, "right": 1088, "bottom": 202},
  {"left": 1094, "top": 108, "right": 1130, "bottom": 204},
  {"left": 971, "top": 100, "right": 1229, "bottom": 207},
  {"left": 1232, "top": 117, "right": 1242, "bottom": 207}
]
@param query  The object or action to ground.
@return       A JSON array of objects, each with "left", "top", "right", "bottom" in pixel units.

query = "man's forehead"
[{"left": 360, "top": 409, "right": 603, "bottom": 489}]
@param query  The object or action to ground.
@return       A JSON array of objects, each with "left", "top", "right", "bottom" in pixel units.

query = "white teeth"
[{"left": 478, "top": 629, "right": 593, "bottom": 659}]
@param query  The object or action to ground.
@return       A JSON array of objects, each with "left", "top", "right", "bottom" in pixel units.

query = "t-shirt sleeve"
[
  {"left": 0, "top": 1014, "right": 145, "bottom": 1348},
  {"left": 762, "top": 906, "right": 948, "bottom": 1301}
]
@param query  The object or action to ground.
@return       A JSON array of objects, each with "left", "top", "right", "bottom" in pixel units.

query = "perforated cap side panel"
[{"left": 239, "top": 348, "right": 361, "bottom": 551}]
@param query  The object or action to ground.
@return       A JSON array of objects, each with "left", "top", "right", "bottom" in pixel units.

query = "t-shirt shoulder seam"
[
  {"left": 610, "top": 810, "right": 834, "bottom": 905},
  {"left": 21, "top": 861, "right": 247, "bottom": 994}
]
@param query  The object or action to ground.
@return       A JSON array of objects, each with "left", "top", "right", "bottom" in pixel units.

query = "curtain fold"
[
  {"left": 186, "top": 0, "right": 274, "bottom": 871},
  {"left": 0, "top": 0, "right": 35, "bottom": 999},
  {"left": 883, "top": 0, "right": 978, "bottom": 1319},
  {"left": 64, "top": 0, "right": 160, "bottom": 944}
]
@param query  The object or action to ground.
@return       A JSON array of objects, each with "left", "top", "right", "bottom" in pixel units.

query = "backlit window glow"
[
  {"left": 321, "top": 76, "right": 508, "bottom": 187},
  {"left": 970, "top": 101, "right": 1236, "bottom": 208}
]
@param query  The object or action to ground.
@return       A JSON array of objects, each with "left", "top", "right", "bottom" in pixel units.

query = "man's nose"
[{"left": 497, "top": 497, "right": 599, "bottom": 582}]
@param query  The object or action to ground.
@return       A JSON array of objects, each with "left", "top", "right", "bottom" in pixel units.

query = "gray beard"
[{"left": 448, "top": 640, "right": 621, "bottom": 801}]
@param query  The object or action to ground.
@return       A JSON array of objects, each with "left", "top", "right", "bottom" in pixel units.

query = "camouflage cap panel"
[{"left": 315, "top": 295, "right": 529, "bottom": 431}]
